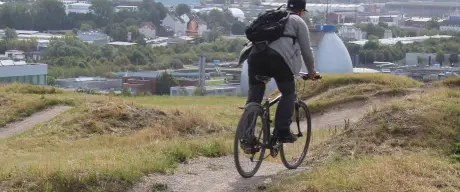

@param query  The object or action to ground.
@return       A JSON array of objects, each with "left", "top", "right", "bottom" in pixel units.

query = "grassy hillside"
[
  {"left": 0, "top": 84, "right": 73, "bottom": 127},
  {"left": 268, "top": 87, "right": 460, "bottom": 192},
  {"left": 0, "top": 74, "right": 423, "bottom": 191},
  {"left": 282, "top": 73, "right": 422, "bottom": 112}
]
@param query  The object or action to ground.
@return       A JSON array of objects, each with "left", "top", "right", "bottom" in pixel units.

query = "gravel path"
[
  {"left": 131, "top": 99, "right": 386, "bottom": 192},
  {"left": 131, "top": 156, "right": 309, "bottom": 192},
  {"left": 0, "top": 105, "right": 72, "bottom": 139}
]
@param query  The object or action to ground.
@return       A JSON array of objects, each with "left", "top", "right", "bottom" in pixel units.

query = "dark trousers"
[{"left": 246, "top": 45, "right": 295, "bottom": 135}]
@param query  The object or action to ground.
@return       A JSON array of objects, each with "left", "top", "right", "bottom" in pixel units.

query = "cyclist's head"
[{"left": 287, "top": 0, "right": 307, "bottom": 16}]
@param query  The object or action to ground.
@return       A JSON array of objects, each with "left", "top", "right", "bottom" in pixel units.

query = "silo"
[{"left": 315, "top": 25, "right": 353, "bottom": 74}]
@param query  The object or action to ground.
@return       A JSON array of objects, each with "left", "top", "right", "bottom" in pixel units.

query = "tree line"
[
  {"left": 0, "top": 0, "right": 246, "bottom": 41},
  {"left": 38, "top": 34, "right": 246, "bottom": 79}
]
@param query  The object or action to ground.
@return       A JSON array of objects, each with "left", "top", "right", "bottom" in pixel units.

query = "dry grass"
[
  {"left": 325, "top": 88, "right": 460, "bottom": 158},
  {"left": 0, "top": 94, "right": 234, "bottom": 191},
  {"left": 0, "top": 74, "right": 426, "bottom": 191},
  {"left": 0, "top": 93, "right": 74, "bottom": 127},
  {"left": 306, "top": 84, "right": 411, "bottom": 113},
  {"left": 1, "top": 83, "right": 63, "bottom": 94},
  {"left": 293, "top": 73, "right": 422, "bottom": 100},
  {"left": 268, "top": 87, "right": 460, "bottom": 192},
  {"left": 434, "top": 76, "right": 460, "bottom": 88},
  {"left": 269, "top": 152, "right": 460, "bottom": 192},
  {"left": 17, "top": 98, "right": 229, "bottom": 140}
]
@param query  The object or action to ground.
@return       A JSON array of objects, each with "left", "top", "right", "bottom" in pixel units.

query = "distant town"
[{"left": 1, "top": 0, "right": 460, "bottom": 96}]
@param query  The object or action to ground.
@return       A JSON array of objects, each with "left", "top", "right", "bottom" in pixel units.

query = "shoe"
[
  {"left": 240, "top": 136, "right": 260, "bottom": 154},
  {"left": 278, "top": 132, "right": 297, "bottom": 143}
]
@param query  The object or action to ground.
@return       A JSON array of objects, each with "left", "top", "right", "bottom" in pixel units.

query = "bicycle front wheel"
[
  {"left": 280, "top": 101, "right": 312, "bottom": 169},
  {"left": 234, "top": 104, "right": 266, "bottom": 178}
]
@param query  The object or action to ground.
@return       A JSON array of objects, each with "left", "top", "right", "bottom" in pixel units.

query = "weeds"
[{"left": 3, "top": 83, "right": 63, "bottom": 94}]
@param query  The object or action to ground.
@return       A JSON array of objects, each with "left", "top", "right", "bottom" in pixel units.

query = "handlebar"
[{"left": 297, "top": 72, "right": 322, "bottom": 81}]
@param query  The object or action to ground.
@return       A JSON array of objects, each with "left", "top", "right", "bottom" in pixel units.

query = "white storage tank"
[{"left": 315, "top": 25, "right": 353, "bottom": 74}]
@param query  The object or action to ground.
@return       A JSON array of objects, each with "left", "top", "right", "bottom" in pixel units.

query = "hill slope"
[
  {"left": 0, "top": 74, "right": 424, "bottom": 191},
  {"left": 267, "top": 87, "right": 460, "bottom": 192}
]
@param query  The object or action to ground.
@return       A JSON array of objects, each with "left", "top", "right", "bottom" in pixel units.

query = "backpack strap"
[
  {"left": 282, "top": 35, "right": 297, "bottom": 45},
  {"left": 282, "top": 12, "right": 298, "bottom": 45}
]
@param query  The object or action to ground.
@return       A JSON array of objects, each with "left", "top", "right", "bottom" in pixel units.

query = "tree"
[
  {"left": 358, "top": 23, "right": 385, "bottom": 38},
  {"left": 363, "top": 35, "right": 380, "bottom": 50},
  {"left": 90, "top": 0, "right": 114, "bottom": 27},
  {"left": 417, "top": 56, "right": 425, "bottom": 65},
  {"left": 449, "top": 53, "right": 459, "bottom": 65},
  {"left": 436, "top": 51, "right": 445, "bottom": 66},
  {"left": 345, "top": 42, "right": 362, "bottom": 56},
  {"left": 80, "top": 23, "right": 92, "bottom": 31},
  {"left": 175, "top": 4, "right": 191, "bottom": 16},
  {"left": 427, "top": 17, "right": 440, "bottom": 29},
  {"left": 105, "top": 22, "right": 128, "bottom": 41},
  {"left": 156, "top": 71, "right": 179, "bottom": 95},
  {"left": 3, "top": 28, "right": 17, "bottom": 40},
  {"left": 121, "top": 87, "right": 131, "bottom": 96},
  {"left": 193, "top": 87, "right": 206, "bottom": 96},
  {"left": 230, "top": 21, "right": 245, "bottom": 35},
  {"left": 47, "top": 76, "right": 56, "bottom": 85},
  {"left": 33, "top": 0, "right": 67, "bottom": 31}
]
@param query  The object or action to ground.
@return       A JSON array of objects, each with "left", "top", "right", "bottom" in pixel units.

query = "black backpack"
[{"left": 245, "top": 4, "right": 296, "bottom": 45}]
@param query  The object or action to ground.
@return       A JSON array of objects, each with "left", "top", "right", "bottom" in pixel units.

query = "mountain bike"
[{"left": 234, "top": 72, "right": 321, "bottom": 178}]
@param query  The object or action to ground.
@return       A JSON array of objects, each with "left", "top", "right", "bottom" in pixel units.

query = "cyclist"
[{"left": 238, "top": 0, "right": 320, "bottom": 144}]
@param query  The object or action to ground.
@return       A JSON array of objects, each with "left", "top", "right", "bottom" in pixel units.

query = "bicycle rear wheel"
[
  {"left": 280, "top": 101, "right": 312, "bottom": 169},
  {"left": 234, "top": 104, "right": 266, "bottom": 178}
]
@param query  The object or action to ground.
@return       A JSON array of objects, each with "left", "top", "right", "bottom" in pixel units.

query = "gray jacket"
[{"left": 238, "top": 10, "right": 316, "bottom": 75}]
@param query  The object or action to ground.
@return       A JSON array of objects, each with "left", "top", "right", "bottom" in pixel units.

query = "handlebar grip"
[{"left": 300, "top": 74, "right": 322, "bottom": 80}]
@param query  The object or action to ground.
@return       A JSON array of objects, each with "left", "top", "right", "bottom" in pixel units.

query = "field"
[
  {"left": 268, "top": 78, "right": 460, "bottom": 192},
  {"left": 0, "top": 73, "right": 448, "bottom": 192}
]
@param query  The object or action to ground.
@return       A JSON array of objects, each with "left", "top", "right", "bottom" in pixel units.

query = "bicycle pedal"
[{"left": 244, "top": 147, "right": 260, "bottom": 154}]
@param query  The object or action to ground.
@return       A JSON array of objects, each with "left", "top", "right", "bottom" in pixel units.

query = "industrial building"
[
  {"left": 0, "top": 60, "right": 48, "bottom": 85},
  {"left": 112, "top": 71, "right": 202, "bottom": 94},
  {"left": 349, "top": 35, "right": 452, "bottom": 46},
  {"left": 170, "top": 85, "right": 238, "bottom": 96},
  {"left": 261, "top": 2, "right": 365, "bottom": 13},
  {"left": 56, "top": 77, "right": 122, "bottom": 91},
  {"left": 65, "top": 3, "right": 92, "bottom": 15},
  {"left": 385, "top": 1, "right": 460, "bottom": 17},
  {"left": 77, "top": 30, "right": 110, "bottom": 45}
]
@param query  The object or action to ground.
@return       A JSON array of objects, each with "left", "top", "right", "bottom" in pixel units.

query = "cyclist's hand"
[{"left": 308, "top": 72, "right": 321, "bottom": 81}]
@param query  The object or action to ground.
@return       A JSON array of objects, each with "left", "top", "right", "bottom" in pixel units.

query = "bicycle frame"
[{"left": 261, "top": 92, "right": 303, "bottom": 157}]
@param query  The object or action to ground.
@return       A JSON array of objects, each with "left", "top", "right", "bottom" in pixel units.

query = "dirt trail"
[
  {"left": 0, "top": 105, "right": 72, "bottom": 139},
  {"left": 132, "top": 98, "right": 390, "bottom": 192}
]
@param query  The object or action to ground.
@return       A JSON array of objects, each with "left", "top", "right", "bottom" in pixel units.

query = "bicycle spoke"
[{"left": 234, "top": 108, "right": 266, "bottom": 178}]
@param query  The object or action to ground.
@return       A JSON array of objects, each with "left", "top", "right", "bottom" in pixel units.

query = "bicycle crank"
[{"left": 270, "top": 142, "right": 282, "bottom": 158}]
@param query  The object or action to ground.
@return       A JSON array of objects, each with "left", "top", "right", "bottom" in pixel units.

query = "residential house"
[
  {"left": 186, "top": 13, "right": 208, "bottom": 36},
  {"left": 139, "top": 22, "right": 156, "bottom": 39},
  {"left": 162, "top": 13, "right": 188, "bottom": 35}
]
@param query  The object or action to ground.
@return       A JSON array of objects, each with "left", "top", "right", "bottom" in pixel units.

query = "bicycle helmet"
[{"left": 287, "top": 0, "right": 307, "bottom": 11}]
